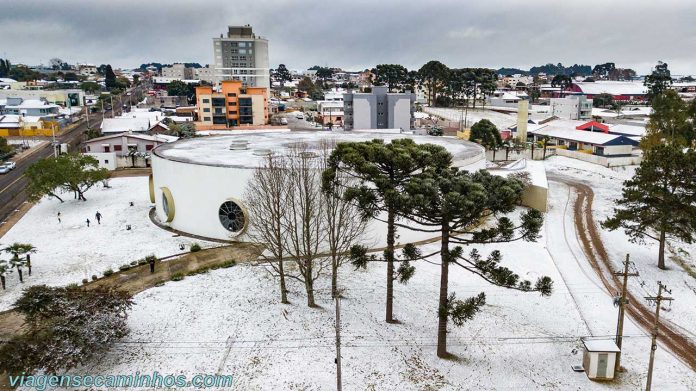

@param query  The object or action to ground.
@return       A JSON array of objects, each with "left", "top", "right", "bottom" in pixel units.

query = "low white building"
[
  {"left": 100, "top": 117, "right": 151, "bottom": 134},
  {"left": 316, "top": 101, "right": 344, "bottom": 126},
  {"left": 84, "top": 132, "right": 178, "bottom": 170}
]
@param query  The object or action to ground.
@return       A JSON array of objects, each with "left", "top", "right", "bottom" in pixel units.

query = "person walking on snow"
[
  {"left": 57, "top": 212, "right": 61, "bottom": 224},
  {"left": 86, "top": 218, "right": 90, "bottom": 227},
  {"left": 95, "top": 211, "right": 102, "bottom": 224}
]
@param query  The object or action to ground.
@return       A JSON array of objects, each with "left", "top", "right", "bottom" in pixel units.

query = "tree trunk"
[
  {"left": 658, "top": 228, "right": 667, "bottom": 270},
  {"left": 1, "top": 275, "right": 5, "bottom": 290},
  {"left": 385, "top": 208, "right": 396, "bottom": 323},
  {"left": 26, "top": 254, "right": 31, "bottom": 276},
  {"left": 437, "top": 224, "right": 450, "bottom": 358},
  {"left": 492, "top": 148, "right": 497, "bottom": 161},
  {"left": 49, "top": 192, "right": 64, "bottom": 203},
  {"left": 543, "top": 143, "right": 547, "bottom": 160},
  {"left": 17, "top": 268, "right": 23, "bottom": 283},
  {"left": 279, "top": 259, "right": 289, "bottom": 304},
  {"left": 331, "top": 255, "right": 338, "bottom": 299},
  {"left": 305, "top": 259, "right": 316, "bottom": 307}
]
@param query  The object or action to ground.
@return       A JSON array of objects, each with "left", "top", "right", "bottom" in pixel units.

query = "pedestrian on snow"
[
  {"left": 149, "top": 257, "right": 156, "bottom": 273},
  {"left": 95, "top": 211, "right": 102, "bottom": 224},
  {"left": 86, "top": 218, "right": 90, "bottom": 227},
  {"left": 57, "top": 212, "right": 61, "bottom": 224}
]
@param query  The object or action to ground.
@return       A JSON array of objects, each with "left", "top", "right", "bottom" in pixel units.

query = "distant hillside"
[{"left": 497, "top": 63, "right": 592, "bottom": 76}]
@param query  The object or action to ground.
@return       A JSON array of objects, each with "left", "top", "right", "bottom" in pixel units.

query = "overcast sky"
[{"left": 2, "top": 0, "right": 695, "bottom": 74}]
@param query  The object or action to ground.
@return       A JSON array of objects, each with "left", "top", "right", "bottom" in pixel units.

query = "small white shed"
[{"left": 582, "top": 339, "right": 620, "bottom": 381}]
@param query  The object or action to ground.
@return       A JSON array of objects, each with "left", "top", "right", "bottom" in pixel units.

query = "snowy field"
[
  {"left": 544, "top": 156, "right": 696, "bottom": 346},
  {"left": 0, "top": 176, "right": 216, "bottom": 311},
  {"left": 62, "top": 192, "right": 694, "bottom": 389}
]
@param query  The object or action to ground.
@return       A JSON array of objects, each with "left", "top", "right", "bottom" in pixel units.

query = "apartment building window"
[
  {"left": 204, "top": 116, "right": 211, "bottom": 121},
  {"left": 228, "top": 101, "right": 237, "bottom": 106},
  {"left": 202, "top": 98, "right": 210, "bottom": 103},
  {"left": 203, "top": 108, "right": 211, "bottom": 112},
  {"left": 229, "top": 110, "right": 238, "bottom": 115},
  {"left": 114, "top": 145, "right": 122, "bottom": 151}
]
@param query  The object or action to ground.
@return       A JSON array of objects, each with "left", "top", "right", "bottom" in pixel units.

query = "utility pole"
[
  {"left": 614, "top": 254, "right": 638, "bottom": 371},
  {"left": 334, "top": 295, "right": 342, "bottom": 391},
  {"left": 644, "top": 282, "right": 673, "bottom": 391}
]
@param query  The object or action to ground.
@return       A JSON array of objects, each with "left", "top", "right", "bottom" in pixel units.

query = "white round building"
[{"left": 150, "top": 131, "right": 486, "bottom": 242}]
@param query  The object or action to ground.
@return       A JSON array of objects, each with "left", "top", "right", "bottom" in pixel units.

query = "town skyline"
[{"left": 2, "top": 0, "right": 695, "bottom": 74}]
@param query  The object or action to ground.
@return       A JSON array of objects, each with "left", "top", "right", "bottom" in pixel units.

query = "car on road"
[
  {"left": 295, "top": 112, "right": 304, "bottom": 119},
  {"left": 0, "top": 166, "right": 10, "bottom": 174},
  {"left": 2, "top": 161, "right": 16, "bottom": 170},
  {"left": 279, "top": 117, "right": 288, "bottom": 125}
]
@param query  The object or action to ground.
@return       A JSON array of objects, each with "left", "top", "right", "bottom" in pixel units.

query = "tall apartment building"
[
  {"left": 550, "top": 95, "right": 593, "bottom": 120},
  {"left": 343, "top": 87, "right": 415, "bottom": 131},
  {"left": 213, "top": 25, "right": 269, "bottom": 90},
  {"left": 196, "top": 80, "right": 268, "bottom": 127}
]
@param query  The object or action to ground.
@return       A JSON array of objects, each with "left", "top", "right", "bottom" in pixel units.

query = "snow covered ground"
[
  {"left": 545, "top": 156, "right": 696, "bottom": 349},
  {"left": 0, "top": 176, "right": 216, "bottom": 311},
  {"left": 64, "top": 190, "right": 694, "bottom": 389},
  {"left": 424, "top": 107, "right": 546, "bottom": 129}
]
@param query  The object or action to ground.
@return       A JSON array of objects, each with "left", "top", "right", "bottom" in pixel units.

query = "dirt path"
[{"left": 550, "top": 175, "right": 696, "bottom": 373}]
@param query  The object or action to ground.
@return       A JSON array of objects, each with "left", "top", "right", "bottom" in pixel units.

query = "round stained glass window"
[{"left": 219, "top": 200, "right": 246, "bottom": 233}]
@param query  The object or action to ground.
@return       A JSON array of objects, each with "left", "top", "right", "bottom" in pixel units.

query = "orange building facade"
[{"left": 196, "top": 80, "right": 268, "bottom": 127}]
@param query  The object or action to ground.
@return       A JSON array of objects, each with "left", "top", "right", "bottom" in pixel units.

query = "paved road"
[{"left": 0, "top": 84, "right": 148, "bottom": 223}]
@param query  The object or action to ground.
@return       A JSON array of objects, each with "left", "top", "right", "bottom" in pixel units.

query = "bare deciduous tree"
[{"left": 245, "top": 154, "right": 291, "bottom": 304}]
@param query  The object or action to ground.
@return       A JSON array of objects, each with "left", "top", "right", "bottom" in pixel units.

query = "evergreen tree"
[
  {"left": 372, "top": 64, "right": 409, "bottom": 92},
  {"left": 104, "top": 64, "right": 117, "bottom": 90},
  {"left": 551, "top": 74, "right": 573, "bottom": 97},
  {"left": 397, "top": 168, "right": 551, "bottom": 357},
  {"left": 470, "top": 119, "right": 503, "bottom": 159},
  {"left": 641, "top": 89, "right": 695, "bottom": 149},
  {"left": 272, "top": 64, "right": 293, "bottom": 88},
  {"left": 418, "top": 61, "right": 450, "bottom": 106},
  {"left": 644, "top": 61, "right": 672, "bottom": 101},
  {"left": 0, "top": 285, "right": 133, "bottom": 375},
  {"left": 323, "top": 139, "right": 452, "bottom": 322},
  {"left": 0, "top": 58, "right": 11, "bottom": 78},
  {"left": 603, "top": 145, "right": 696, "bottom": 269}
]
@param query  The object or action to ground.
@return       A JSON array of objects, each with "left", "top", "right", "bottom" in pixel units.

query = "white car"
[
  {"left": 2, "top": 161, "right": 16, "bottom": 170},
  {"left": 0, "top": 166, "right": 10, "bottom": 174},
  {"left": 295, "top": 112, "right": 304, "bottom": 119}
]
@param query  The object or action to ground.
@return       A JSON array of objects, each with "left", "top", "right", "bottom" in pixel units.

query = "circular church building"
[{"left": 150, "top": 131, "right": 486, "bottom": 242}]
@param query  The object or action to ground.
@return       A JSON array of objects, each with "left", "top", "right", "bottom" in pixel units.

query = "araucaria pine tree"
[
  {"left": 323, "top": 139, "right": 452, "bottom": 322},
  {"left": 398, "top": 168, "right": 552, "bottom": 357},
  {"left": 603, "top": 145, "right": 696, "bottom": 270}
]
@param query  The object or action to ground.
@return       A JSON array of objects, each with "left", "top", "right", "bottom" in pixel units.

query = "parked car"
[
  {"left": 2, "top": 161, "right": 16, "bottom": 170},
  {"left": 0, "top": 166, "right": 10, "bottom": 174},
  {"left": 295, "top": 112, "right": 304, "bottom": 119}
]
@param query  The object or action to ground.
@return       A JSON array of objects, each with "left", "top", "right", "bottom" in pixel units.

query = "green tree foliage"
[
  {"left": 323, "top": 139, "right": 452, "bottom": 322},
  {"left": 551, "top": 74, "right": 573, "bottom": 97},
  {"left": 603, "top": 145, "right": 696, "bottom": 269},
  {"left": 167, "top": 80, "right": 190, "bottom": 97},
  {"left": 641, "top": 89, "right": 696, "bottom": 149},
  {"left": 8, "top": 65, "right": 43, "bottom": 82},
  {"left": 592, "top": 93, "right": 614, "bottom": 108},
  {"left": 80, "top": 81, "right": 101, "bottom": 94},
  {"left": 3, "top": 243, "right": 36, "bottom": 283},
  {"left": 315, "top": 67, "right": 334, "bottom": 88},
  {"left": 470, "top": 119, "right": 503, "bottom": 151},
  {"left": 418, "top": 61, "right": 450, "bottom": 106},
  {"left": 25, "top": 154, "right": 110, "bottom": 202},
  {"left": 644, "top": 61, "right": 672, "bottom": 101},
  {"left": 297, "top": 77, "right": 323, "bottom": 100},
  {"left": 271, "top": 64, "right": 293, "bottom": 88},
  {"left": 0, "top": 58, "right": 11, "bottom": 78},
  {"left": 398, "top": 168, "right": 550, "bottom": 356},
  {"left": 0, "top": 137, "right": 12, "bottom": 155},
  {"left": 0, "top": 285, "right": 133, "bottom": 375},
  {"left": 372, "top": 64, "right": 409, "bottom": 92},
  {"left": 104, "top": 65, "right": 117, "bottom": 89}
]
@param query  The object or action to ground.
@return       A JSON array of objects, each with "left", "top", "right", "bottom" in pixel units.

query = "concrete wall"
[
  {"left": 85, "top": 152, "right": 118, "bottom": 170},
  {"left": 556, "top": 148, "right": 642, "bottom": 167},
  {"left": 352, "top": 96, "right": 375, "bottom": 130},
  {"left": 388, "top": 95, "right": 412, "bottom": 130}
]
